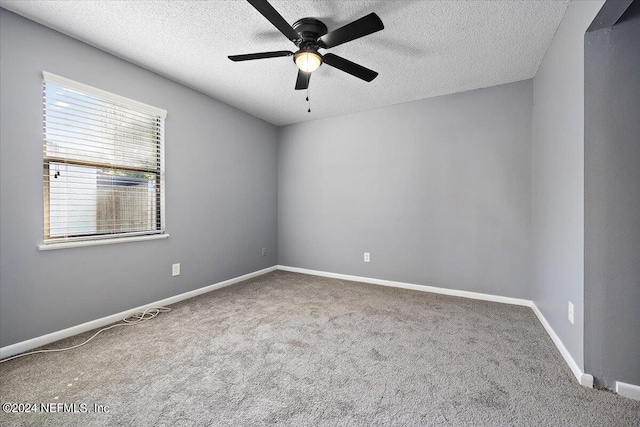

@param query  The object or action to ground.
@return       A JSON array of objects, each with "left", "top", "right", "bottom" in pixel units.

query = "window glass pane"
[
  {"left": 48, "top": 163, "right": 158, "bottom": 238},
  {"left": 48, "top": 163, "right": 98, "bottom": 237},
  {"left": 96, "top": 169, "right": 158, "bottom": 235},
  {"left": 45, "top": 83, "right": 160, "bottom": 171}
]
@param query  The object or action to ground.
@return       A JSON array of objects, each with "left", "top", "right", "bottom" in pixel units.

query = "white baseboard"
[
  {"left": 616, "top": 381, "right": 640, "bottom": 401},
  {"left": 277, "top": 265, "right": 531, "bottom": 306},
  {"left": 530, "top": 303, "right": 593, "bottom": 387},
  {"left": 0, "top": 265, "right": 277, "bottom": 360}
]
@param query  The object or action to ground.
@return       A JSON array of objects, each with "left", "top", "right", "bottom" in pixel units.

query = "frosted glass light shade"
[{"left": 295, "top": 51, "right": 322, "bottom": 72}]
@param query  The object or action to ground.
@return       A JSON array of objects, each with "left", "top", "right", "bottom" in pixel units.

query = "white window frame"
[{"left": 39, "top": 72, "right": 168, "bottom": 250}]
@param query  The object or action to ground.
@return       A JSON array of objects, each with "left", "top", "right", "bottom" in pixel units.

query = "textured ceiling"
[{"left": 0, "top": 1, "right": 569, "bottom": 126}]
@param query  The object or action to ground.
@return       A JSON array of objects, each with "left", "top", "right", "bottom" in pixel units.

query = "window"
[{"left": 42, "top": 72, "right": 167, "bottom": 246}]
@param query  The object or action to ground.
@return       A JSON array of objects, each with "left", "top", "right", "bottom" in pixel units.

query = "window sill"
[{"left": 38, "top": 233, "right": 169, "bottom": 251}]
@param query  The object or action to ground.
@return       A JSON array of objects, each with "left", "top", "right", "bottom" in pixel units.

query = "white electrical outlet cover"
[{"left": 568, "top": 301, "right": 574, "bottom": 324}]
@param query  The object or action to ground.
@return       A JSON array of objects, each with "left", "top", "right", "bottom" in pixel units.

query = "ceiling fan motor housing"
[
  {"left": 292, "top": 18, "right": 327, "bottom": 68},
  {"left": 293, "top": 18, "right": 328, "bottom": 44}
]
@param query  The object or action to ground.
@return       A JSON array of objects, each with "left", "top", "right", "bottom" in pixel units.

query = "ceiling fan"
[{"left": 228, "top": 0, "right": 384, "bottom": 91}]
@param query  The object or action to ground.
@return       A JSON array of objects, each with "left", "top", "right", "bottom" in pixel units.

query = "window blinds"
[{"left": 42, "top": 72, "right": 167, "bottom": 243}]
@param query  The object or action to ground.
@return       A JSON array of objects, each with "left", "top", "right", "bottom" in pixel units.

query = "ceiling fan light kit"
[
  {"left": 294, "top": 50, "right": 321, "bottom": 73},
  {"left": 228, "top": 0, "right": 384, "bottom": 93}
]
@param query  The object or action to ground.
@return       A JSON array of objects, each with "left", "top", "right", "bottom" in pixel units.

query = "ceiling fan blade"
[
  {"left": 322, "top": 53, "right": 378, "bottom": 82},
  {"left": 319, "top": 13, "right": 384, "bottom": 48},
  {"left": 228, "top": 50, "right": 293, "bottom": 61},
  {"left": 247, "top": 0, "right": 300, "bottom": 43},
  {"left": 295, "top": 70, "right": 310, "bottom": 90}
]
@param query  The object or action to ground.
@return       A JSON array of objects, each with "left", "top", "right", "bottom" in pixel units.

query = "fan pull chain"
[{"left": 306, "top": 85, "right": 311, "bottom": 113}]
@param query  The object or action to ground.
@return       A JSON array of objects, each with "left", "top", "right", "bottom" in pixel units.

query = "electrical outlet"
[
  {"left": 568, "top": 301, "right": 574, "bottom": 324},
  {"left": 364, "top": 252, "right": 370, "bottom": 263},
  {"left": 172, "top": 263, "right": 180, "bottom": 277},
  {"left": 262, "top": 248, "right": 267, "bottom": 257}
]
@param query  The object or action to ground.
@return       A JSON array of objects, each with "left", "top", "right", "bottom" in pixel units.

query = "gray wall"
[
  {"left": 278, "top": 80, "right": 533, "bottom": 299},
  {"left": 585, "top": 0, "right": 640, "bottom": 388},
  {"left": 531, "top": 0, "right": 604, "bottom": 370},
  {"left": 0, "top": 10, "right": 278, "bottom": 347}
]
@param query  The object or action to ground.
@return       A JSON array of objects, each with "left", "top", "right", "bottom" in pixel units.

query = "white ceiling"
[{"left": 0, "top": 0, "right": 569, "bottom": 126}]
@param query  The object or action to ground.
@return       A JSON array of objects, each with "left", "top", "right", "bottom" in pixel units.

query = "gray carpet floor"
[{"left": 1, "top": 271, "right": 638, "bottom": 426}]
